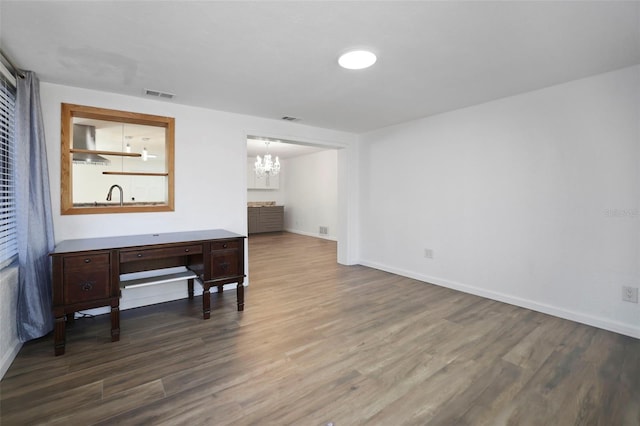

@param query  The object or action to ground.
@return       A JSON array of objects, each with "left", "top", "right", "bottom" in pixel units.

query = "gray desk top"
[{"left": 51, "top": 229, "right": 245, "bottom": 254}]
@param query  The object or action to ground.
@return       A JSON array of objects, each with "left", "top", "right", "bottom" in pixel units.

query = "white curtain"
[{"left": 15, "top": 71, "right": 55, "bottom": 341}]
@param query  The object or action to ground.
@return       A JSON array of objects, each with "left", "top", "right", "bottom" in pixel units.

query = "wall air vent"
[
  {"left": 281, "top": 116, "right": 300, "bottom": 122},
  {"left": 144, "top": 89, "right": 175, "bottom": 99}
]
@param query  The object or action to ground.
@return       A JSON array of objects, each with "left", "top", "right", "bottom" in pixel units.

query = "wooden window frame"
[{"left": 60, "top": 103, "right": 175, "bottom": 215}]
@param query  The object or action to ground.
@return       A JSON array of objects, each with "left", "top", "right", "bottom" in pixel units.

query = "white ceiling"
[{"left": 1, "top": 1, "right": 639, "bottom": 134}]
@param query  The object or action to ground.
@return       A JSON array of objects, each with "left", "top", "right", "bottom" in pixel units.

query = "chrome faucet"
[{"left": 106, "top": 184, "right": 123, "bottom": 206}]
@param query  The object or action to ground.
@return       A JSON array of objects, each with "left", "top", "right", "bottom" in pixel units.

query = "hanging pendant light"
[
  {"left": 254, "top": 141, "right": 280, "bottom": 178},
  {"left": 140, "top": 138, "right": 157, "bottom": 161}
]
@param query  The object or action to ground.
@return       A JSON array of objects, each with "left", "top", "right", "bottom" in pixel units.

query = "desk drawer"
[
  {"left": 210, "top": 251, "right": 240, "bottom": 279},
  {"left": 120, "top": 244, "right": 202, "bottom": 263},
  {"left": 64, "top": 268, "right": 110, "bottom": 305},
  {"left": 210, "top": 240, "right": 240, "bottom": 251},
  {"left": 63, "top": 253, "right": 109, "bottom": 270}
]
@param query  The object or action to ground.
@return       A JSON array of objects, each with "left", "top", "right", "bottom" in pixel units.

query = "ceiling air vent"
[
  {"left": 281, "top": 116, "right": 300, "bottom": 122},
  {"left": 144, "top": 89, "right": 175, "bottom": 99}
]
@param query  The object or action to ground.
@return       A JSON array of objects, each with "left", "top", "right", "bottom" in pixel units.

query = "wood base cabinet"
[{"left": 248, "top": 206, "right": 284, "bottom": 234}]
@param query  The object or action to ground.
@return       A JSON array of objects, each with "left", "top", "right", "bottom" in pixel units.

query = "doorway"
[{"left": 247, "top": 136, "right": 339, "bottom": 241}]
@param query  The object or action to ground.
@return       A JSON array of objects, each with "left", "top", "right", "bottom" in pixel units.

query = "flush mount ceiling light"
[{"left": 338, "top": 50, "right": 377, "bottom": 70}]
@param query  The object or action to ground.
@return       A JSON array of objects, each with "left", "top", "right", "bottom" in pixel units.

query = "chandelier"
[{"left": 254, "top": 141, "right": 280, "bottom": 178}]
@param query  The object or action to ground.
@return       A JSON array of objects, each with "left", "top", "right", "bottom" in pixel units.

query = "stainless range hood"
[{"left": 72, "top": 124, "right": 110, "bottom": 165}]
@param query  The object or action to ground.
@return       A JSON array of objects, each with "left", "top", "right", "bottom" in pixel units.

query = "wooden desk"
[{"left": 50, "top": 229, "right": 246, "bottom": 355}]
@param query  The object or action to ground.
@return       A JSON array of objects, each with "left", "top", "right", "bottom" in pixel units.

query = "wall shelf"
[
  {"left": 70, "top": 148, "right": 142, "bottom": 157},
  {"left": 102, "top": 171, "right": 169, "bottom": 177}
]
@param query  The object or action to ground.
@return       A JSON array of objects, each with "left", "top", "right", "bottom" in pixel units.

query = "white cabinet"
[{"left": 247, "top": 160, "right": 280, "bottom": 189}]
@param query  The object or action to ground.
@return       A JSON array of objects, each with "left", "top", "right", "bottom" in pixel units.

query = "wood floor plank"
[
  {"left": 503, "top": 321, "right": 563, "bottom": 370},
  {"left": 1, "top": 232, "right": 638, "bottom": 425},
  {"left": 1, "top": 381, "right": 103, "bottom": 425},
  {"left": 49, "top": 380, "right": 166, "bottom": 425}
]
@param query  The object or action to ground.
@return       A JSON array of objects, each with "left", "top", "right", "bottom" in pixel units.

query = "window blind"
[{"left": 0, "top": 62, "right": 17, "bottom": 268}]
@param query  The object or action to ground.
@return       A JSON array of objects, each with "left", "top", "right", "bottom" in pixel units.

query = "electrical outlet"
[
  {"left": 622, "top": 286, "right": 638, "bottom": 303},
  {"left": 424, "top": 248, "right": 434, "bottom": 259}
]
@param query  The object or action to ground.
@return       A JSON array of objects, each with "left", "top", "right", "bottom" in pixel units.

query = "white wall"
[
  {"left": 74, "top": 154, "right": 167, "bottom": 204},
  {"left": 283, "top": 150, "right": 339, "bottom": 240},
  {"left": 247, "top": 187, "right": 285, "bottom": 205},
  {"left": 359, "top": 65, "right": 640, "bottom": 338}
]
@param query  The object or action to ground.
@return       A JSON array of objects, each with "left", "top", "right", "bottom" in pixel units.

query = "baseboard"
[
  {"left": 284, "top": 228, "right": 337, "bottom": 241},
  {"left": 0, "top": 339, "right": 22, "bottom": 381},
  {"left": 359, "top": 259, "right": 640, "bottom": 340}
]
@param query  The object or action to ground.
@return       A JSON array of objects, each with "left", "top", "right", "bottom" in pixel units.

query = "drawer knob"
[
  {"left": 82, "top": 283, "right": 93, "bottom": 291},
  {"left": 184, "top": 248, "right": 190, "bottom": 252},
  {"left": 84, "top": 258, "right": 91, "bottom": 263},
  {"left": 222, "top": 243, "right": 228, "bottom": 248},
  {"left": 137, "top": 253, "right": 143, "bottom": 258}
]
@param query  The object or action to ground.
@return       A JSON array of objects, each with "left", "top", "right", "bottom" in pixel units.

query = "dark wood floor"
[{"left": 1, "top": 232, "right": 639, "bottom": 425}]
